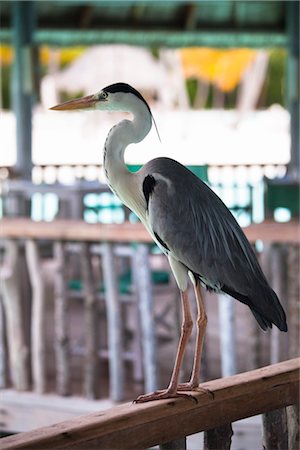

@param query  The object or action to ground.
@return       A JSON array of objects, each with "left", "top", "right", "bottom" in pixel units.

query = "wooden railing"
[
  {"left": 0, "top": 219, "right": 299, "bottom": 405},
  {"left": 0, "top": 162, "right": 289, "bottom": 223},
  {"left": 1, "top": 358, "right": 299, "bottom": 450}
]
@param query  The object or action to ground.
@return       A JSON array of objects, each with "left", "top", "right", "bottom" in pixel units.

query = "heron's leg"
[
  {"left": 178, "top": 281, "right": 207, "bottom": 391},
  {"left": 134, "top": 289, "right": 193, "bottom": 403}
]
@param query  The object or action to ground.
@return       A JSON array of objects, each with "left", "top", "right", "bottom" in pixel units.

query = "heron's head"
[{"left": 50, "top": 82, "right": 151, "bottom": 115}]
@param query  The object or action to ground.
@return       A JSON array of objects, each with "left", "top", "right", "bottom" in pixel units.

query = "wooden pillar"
[
  {"left": 160, "top": 437, "right": 187, "bottom": 450},
  {"left": 262, "top": 408, "right": 288, "bottom": 450},
  {"left": 0, "top": 240, "right": 30, "bottom": 390},
  {"left": 12, "top": 1, "right": 36, "bottom": 180},
  {"left": 102, "top": 243, "right": 124, "bottom": 402},
  {"left": 25, "top": 239, "right": 46, "bottom": 393},
  {"left": 0, "top": 296, "right": 7, "bottom": 388},
  {"left": 203, "top": 424, "right": 233, "bottom": 450},
  {"left": 287, "top": 404, "right": 299, "bottom": 450},
  {"left": 53, "top": 241, "right": 70, "bottom": 396},
  {"left": 269, "top": 245, "right": 288, "bottom": 364},
  {"left": 287, "top": 244, "right": 300, "bottom": 359},
  {"left": 80, "top": 243, "right": 100, "bottom": 399},
  {"left": 218, "top": 294, "right": 236, "bottom": 376},
  {"left": 134, "top": 244, "right": 157, "bottom": 393}
]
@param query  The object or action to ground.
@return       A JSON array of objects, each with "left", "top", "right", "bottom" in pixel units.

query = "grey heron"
[{"left": 51, "top": 82, "right": 287, "bottom": 403}]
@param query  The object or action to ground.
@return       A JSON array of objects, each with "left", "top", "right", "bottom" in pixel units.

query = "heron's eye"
[{"left": 98, "top": 91, "right": 108, "bottom": 101}]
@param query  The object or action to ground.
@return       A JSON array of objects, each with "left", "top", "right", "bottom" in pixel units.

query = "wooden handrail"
[
  {"left": 0, "top": 218, "right": 299, "bottom": 243},
  {"left": 2, "top": 358, "right": 299, "bottom": 450}
]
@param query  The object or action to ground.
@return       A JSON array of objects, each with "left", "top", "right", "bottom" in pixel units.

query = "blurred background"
[{"left": 0, "top": 1, "right": 299, "bottom": 448}]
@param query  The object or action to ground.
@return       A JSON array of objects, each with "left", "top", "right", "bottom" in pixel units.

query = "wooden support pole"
[
  {"left": 218, "top": 294, "right": 236, "bottom": 376},
  {"left": 262, "top": 408, "right": 288, "bottom": 450},
  {"left": 160, "top": 437, "right": 187, "bottom": 450},
  {"left": 0, "top": 296, "right": 7, "bottom": 388},
  {"left": 0, "top": 240, "right": 29, "bottom": 390},
  {"left": 53, "top": 241, "right": 70, "bottom": 396},
  {"left": 269, "top": 244, "right": 287, "bottom": 364},
  {"left": 287, "top": 244, "right": 300, "bottom": 359},
  {"left": 12, "top": 1, "right": 35, "bottom": 180},
  {"left": 203, "top": 423, "right": 233, "bottom": 450},
  {"left": 25, "top": 239, "right": 46, "bottom": 393},
  {"left": 287, "top": 404, "right": 299, "bottom": 450},
  {"left": 130, "top": 250, "right": 144, "bottom": 383},
  {"left": 102, "top": 243, "right": 124, "bottom": 402},
  {"left": 134, "top": 244, "right": 157, "bottom": 394},
  {"left": 80, "top": 243, "right": 100, "bottom": 399}
]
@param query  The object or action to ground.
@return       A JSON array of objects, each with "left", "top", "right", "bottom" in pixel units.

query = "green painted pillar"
[
  {"left": 286, "top": 1, "right": 299, "bottom": 178},
  {"left": 12, "top": 1, "right": 36, "bottom": 180}
]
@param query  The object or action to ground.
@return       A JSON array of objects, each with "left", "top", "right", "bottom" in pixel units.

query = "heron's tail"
[
  {"left": 250, "top": 285, "right": 288, "bottom": 332},
  {"left": 221, "top": 284, "right": 288, "bottom": 332}
]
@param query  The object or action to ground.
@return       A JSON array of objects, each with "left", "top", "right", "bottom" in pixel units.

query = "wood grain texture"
[
  {"left": 1, "top": 358, "right": 299, "bottom": 450},
  {"left": 0, "top": 218, "right": 299, "bottom": 243}
]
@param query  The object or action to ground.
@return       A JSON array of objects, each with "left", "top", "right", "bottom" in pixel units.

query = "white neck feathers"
[{"left": 103, "top": 95, "right": 152, "bottom": 214}]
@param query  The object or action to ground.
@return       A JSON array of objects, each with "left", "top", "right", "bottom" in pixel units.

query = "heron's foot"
[
  {"left": 177, "top": 383, "right": 214, "bottom": 399},
  {"left": 133, "top": 388, "right": 198, "bottom": 404}
]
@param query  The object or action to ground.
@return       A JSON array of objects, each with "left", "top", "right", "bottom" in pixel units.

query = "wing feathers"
[{"left": 144, "top": 157, "right": 287, "bottom": 332}]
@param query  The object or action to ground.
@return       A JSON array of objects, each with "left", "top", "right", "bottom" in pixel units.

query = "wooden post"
[
  {"left": 0, "top": 240, "right": 29, "bottom": 390},
  {"left": 11, "top": 1, "right": 35, "bottom": 180},
  {"left": 218, "top": 294, "right": 236, "bottom": 376},
  {"left": 287, "top": 244, "right": 300, "bottom": 359},
  {"left": 53, "top": 241, "right": 70, "bottom": 396},
  {"left": 25, "top": 239, "right": 46, "bottom": 393},
  {"left": 262, "top": 408, "right": 288, "bottom": 450},
  {"left": 130, "top": 250, "right": 144, "bottom": 383},
  {"left": 160, "top": 437, "right": 187, "bottom": 450},
  {"left": 287, "top": 404, "right": 299, "bottom": 450},
  {"left": 203, "top": 424, "right": 233, "bottom": 450},
  {"left": 269, "top": 244, "right": 285, "bottom": 364},
  {"left": 80, "top": 243, "right": 100, "bottom": 399},
  {"left": 134, "top": 244, "right": 157, "bottom": 393},
  {"left": 0, "top": 297, "right": 7, "bottom": 388},
  {"left": 102, "top": 243, "right": 124, "bottom": 402}
]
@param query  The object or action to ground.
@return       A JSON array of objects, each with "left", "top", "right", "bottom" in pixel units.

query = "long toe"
[
  {"left": 177, "top": 383, "right": 214, "bottom": 399},
  {"left": 134, "top": 389, "right": 198, "bottom": 404}
]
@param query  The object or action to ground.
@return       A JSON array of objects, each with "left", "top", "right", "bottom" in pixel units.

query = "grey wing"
[
  {"left": 147, "top": 169, "right": 264, "bottom": 292},
  {"left": 145, "top": 158, "right": 287, "bottom": 331}
]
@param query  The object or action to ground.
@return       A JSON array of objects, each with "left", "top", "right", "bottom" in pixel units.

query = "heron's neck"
[{"left": 103, "top": 101, "right": 152, "bottom": 207}]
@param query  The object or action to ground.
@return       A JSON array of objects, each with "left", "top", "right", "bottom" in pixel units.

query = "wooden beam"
[
  {"left": 0, "top": 28, "right": 287, "bottom": 48},
  {"left": 1, "top": 358, "right": 299, "bottom": 450},
  {"left": 0, "top": 218, "right": 299, "bottom": 244}
]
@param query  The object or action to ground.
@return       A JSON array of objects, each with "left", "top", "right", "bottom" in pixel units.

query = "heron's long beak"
[{"left": 50, "top": 94, "right": 97, "bottom": 111}]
